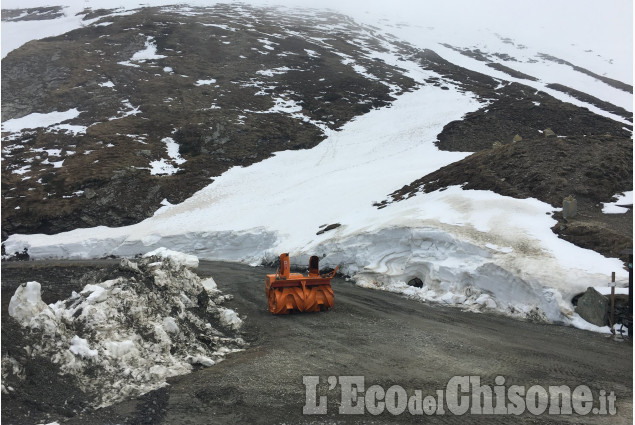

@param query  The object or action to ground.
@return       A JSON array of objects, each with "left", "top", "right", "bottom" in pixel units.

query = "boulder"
[
  {"left": 543, "top": 128, "right": 556, "bottom": 137},
  {"left": 562, "top": 195, "right": 577, "bottom": 220},
  {"left": 575, "top": 287, "right": 608, "bottom": 326}
]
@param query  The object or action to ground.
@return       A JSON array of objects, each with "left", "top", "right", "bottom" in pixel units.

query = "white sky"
[{"left": 2, "top": 0, "right": 632, "bottom": 58}]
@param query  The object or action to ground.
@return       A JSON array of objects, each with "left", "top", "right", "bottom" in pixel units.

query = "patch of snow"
[
  {"left": 201, "top": 277, "right": 218, "bottom": 292},
  {"left": 256, "top": 66, "right": 293, "bottom": 77},
  {"left": 195, "top": 78, "right": 217, "bottom": 86},
  {"left": 117, "top": 60, "right": 140, "bottom": 68},
  {"left": 50, "top": 123, "right": 87, "bottom": 135},
  {"left": 8, "top": 281, "right": 51, "bottom": 326},
  {"left": 1, "top": 109, "right": 81, "bottom": 133},
  {"left": 162, "top": 137, "right": 186, "bottom": 165},
  {"left": 110, "top": 100, "right": 141, "bottom": 120},
  {"left": 148, "top": 137, "right": 185, "bottom": 175},
  {"left": 12, "top": 165, "right": 31, "bottom": 175},
  {"left": 257, "top": 38, "right": 278, "bottom": 50},
  {"left": 149, "top": 159, "right": 179, "bottom": 176},
  {"left": 218, "top": 307, "right": 243, "bottom": 330},
  {"left": 130, "top": 36, "right": 166, "bottom": 61},
  {"left": 69, "top": 336, "right": 99, "bottom": 358},
  {"left": 602, "top": 191, "right": 633, "bottom": 214},
  {"left": 569, "top": 313, "right": 613, "bottom": 334},
  {"left": 200, "top": 23, "right": 236, "bottom": 31}
]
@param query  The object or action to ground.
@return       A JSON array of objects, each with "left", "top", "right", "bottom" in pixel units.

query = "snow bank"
[
  {"left": 5, "top": 255, "right": 245, "bottom": 408},
  {"left": 296, "top": 222, "right": 618, "bottom": 324},
  {"left": 4, "top": 79, "right": 628, "bottom": 328}
]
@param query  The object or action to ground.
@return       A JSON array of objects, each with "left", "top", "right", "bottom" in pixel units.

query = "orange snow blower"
[{"left": 265, "top": 253, "right": 338, "bottom": 314}]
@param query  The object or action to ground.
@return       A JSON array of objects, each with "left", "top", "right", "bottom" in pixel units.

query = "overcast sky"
[{"left": 2, "top": 0, "right": 632, "bottom": 78}]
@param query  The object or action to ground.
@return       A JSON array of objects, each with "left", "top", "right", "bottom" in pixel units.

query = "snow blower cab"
[{"left": 265, "top": 253, "right": 338, "bottom": 314}]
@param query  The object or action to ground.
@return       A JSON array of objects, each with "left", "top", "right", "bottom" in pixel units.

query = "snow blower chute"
[{"left": 265, "top": 253, "right": 338, "bottom": 314}]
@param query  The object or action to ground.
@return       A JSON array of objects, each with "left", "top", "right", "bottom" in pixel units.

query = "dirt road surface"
[{"left": 2, "top": 260, "right": 632, "bottom": 424}]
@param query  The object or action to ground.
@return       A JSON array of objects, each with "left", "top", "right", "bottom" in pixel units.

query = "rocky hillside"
[
  {"left": 1, "top": 4, "right": 418, "bottom": 237},
  {"left": 1, "top": 3, "right": 632, "bottom": 261}
]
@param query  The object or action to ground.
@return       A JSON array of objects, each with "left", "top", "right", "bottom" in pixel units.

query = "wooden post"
[
  {"left": 610, "top": 272, "right": 616, "bottom": 334},
  {"left": 629, "top": 254, "right": 633, "bottom": 337}
]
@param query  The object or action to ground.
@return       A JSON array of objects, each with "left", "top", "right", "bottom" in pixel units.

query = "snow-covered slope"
[
  {"left": 4, "top": 83, "right": 627, "bottom": 323},
  {"left": 2, "top": 1, "right": 632, "bottom": 327}
]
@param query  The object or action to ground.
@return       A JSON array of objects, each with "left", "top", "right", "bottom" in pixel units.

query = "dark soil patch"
[
  {"left": 433, "top": 83, "right": 631, "bottom": 152},
  {"left": 485, "top": 62, "right": 538, "bottom": 81},
  {"left": 316, "top": 223, "right": 341, "bottom": 235}
]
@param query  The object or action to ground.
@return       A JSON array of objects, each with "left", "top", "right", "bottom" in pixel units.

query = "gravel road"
[{"left": 1, "top": 260, "right": 632, "bottom": 424}]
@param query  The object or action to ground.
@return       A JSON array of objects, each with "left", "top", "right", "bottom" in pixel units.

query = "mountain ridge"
[{"left": 1, "top": 3, "right": 632, "bottom": 265}]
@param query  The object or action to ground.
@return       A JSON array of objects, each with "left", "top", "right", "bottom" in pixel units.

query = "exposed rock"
[
  {"left": 84, "top": 188, "right": 96, "bottom": 199},
  {"left": 543, "top": 128, "right": 556, "bottom": 137},
  {"left": 316, "top": 223, "right": 341, "bottom": 235},
  {"left": 562, "top": 195, "right": 577, "bottom": 220},
  {"left": 575, "top": 287, "right": 608, "bottom": 326}
]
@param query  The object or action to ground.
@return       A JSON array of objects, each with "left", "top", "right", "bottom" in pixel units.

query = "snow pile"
[
  {"left": 142, "top": 246, "right": 198, "bottom": 268},
  {"left": 4, "top": 254, "right": 245, "bottom": 408}
]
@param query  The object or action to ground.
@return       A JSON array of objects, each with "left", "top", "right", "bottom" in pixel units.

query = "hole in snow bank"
[{"left": 407, "top": 277, "right": 423, "bottom": 288}]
